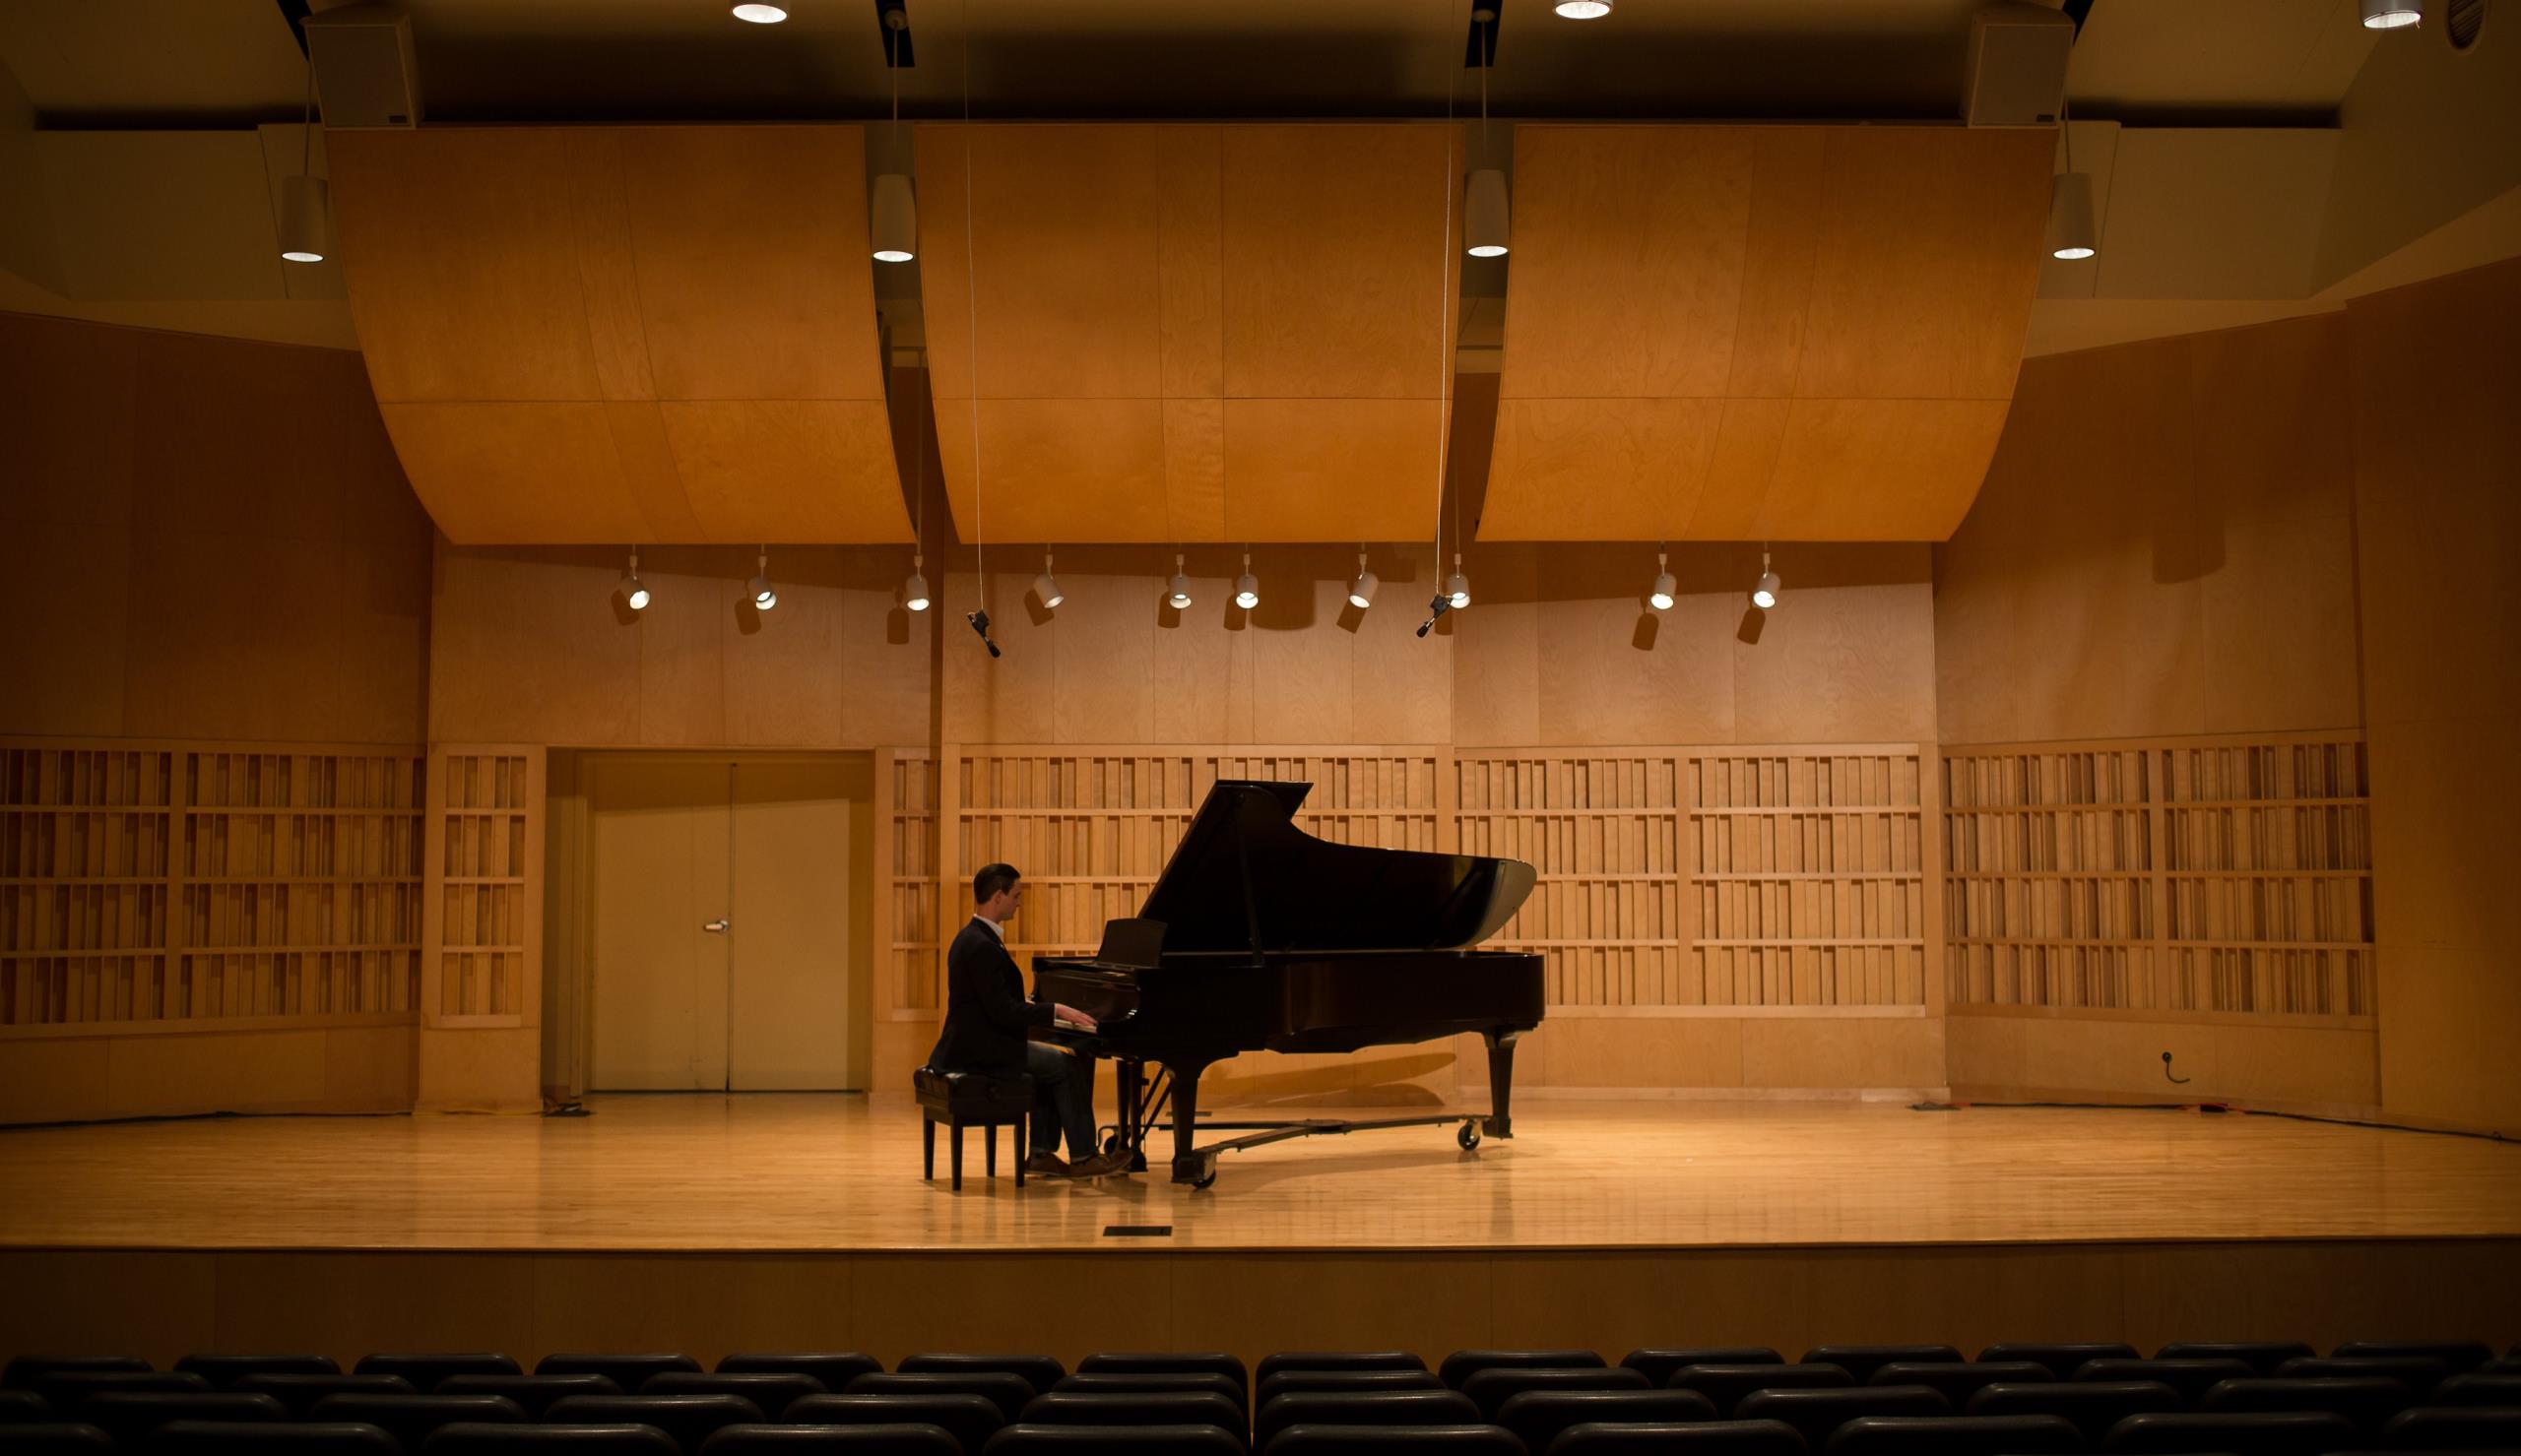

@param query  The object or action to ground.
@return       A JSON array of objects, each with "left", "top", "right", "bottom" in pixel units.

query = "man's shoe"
[
  {"left": 1022, "top": 1151, "right": 1070, "bottom": 1177},
  {"left": 1067, "top": 1150, "right": 1135, "bottom": 1179}
]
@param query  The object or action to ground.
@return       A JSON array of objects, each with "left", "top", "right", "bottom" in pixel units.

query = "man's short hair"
[{"left": 973, "top": 862, "right": 1021, "bottom": 904}]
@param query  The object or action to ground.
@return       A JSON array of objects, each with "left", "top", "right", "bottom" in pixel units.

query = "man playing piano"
[{"left": 930, "top": 863, "right": 1132, "bottom": 1180}]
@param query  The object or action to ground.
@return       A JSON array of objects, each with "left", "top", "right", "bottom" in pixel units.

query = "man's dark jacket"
[{"left": 927, "top": 916, "right": 1052, "bottom": 1076}]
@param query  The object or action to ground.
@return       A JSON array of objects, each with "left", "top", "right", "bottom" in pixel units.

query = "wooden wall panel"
[
  {"left": 418, "top": 744, "right": 542, "bottom": 1112},
  {"left": 331, "top": 127, "right": 910, "bottom": 545},
  {"left": 1483, "top": 124, "right": 2050, "bottom": 541},
  {"left": 915, "top": 123, "right": 1457, "bottom": 543}
]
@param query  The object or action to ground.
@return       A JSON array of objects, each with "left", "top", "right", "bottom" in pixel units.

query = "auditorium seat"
[
  {"left": 1794, "top": 1352, "right": 1958, "bottom": 1388},
  {"left": 4, "top": 1361, "right": 153, "bottom": 1390},
  {"left": 545, "top": 1395, "right": 766, "bottom": 1453},
  {"left": 643, "top": 1376, "right": 825, "bottom": 1421},
  {"left": 1863, "top": 1361, "right": 2047, "bottom": 1408},
  {"left": 2153, "top": 1343, "right": 2314, "bottom": 1376},
  {"left": 1544, "top": 1420, "right": 1805, "bottom": 1456},
  {"left": 438, "top": 1378, "right": 623, "bottom": 1418},
  {"left": 1440, "top": 1356, "right": 1603, "bottom": 1391},
  {"left": 1977, "top": 1345, "right": 2141, "bottom": 1381},
  {"left": 2332, "top": 1341, "right": 2495, "bottom": 1372},
  {"left": 1731, "top": 1387, "right": 1948, "bottom": 1447},
  {"left": 2099, "top": 1409, "right": 2357, "bottom": 1455},
  {"left": 1822, "top": 1414, "right": 2085, "bottom": 1456},
  {"left": 418, "top": 1424, "right": 681, "bottom": 1456},
  {"left": 356, "top": 1359, "right": 525, "bottom": 1392},
  {"left": 2431, "top": 1372, "right": 2521, "bottom": 1406},
  {"left": 1666, "top": 1366, "right": 1851, "bottom": 1419},
  {"left": 311, "top": 1393, "right": 532, "bottom": 1452},
  {"left": 1255, "top": 1391, "right": 1483, "bottom": 1449},
  {"left": 1461, "top": 1370, "right": 1649, "bottom": 1421},
  {"left": 148, "top": 1421, "right": 403, "bottom": 1456},
  {"left": 175, "top": 1356, "right": 342, "bottom": 1388},
  {"left": 1965, "top": 1381, "right": 2180, "bottom": 1442},
  {"left": 539, "top": 1361, "right": 705, "bottom": 1394},
  {"left": 845, "top": 1376, "right": 1036, "bottom": 1424},
  {"left": 241, "top": 1376, "right": 419, "bottom": 1416},
  {"left": 0, "top": 1394, "right": 51, "bottom": 1424},
  {"left": 1255, "top": 1359, "right": 1426, "bottom": 1384},
  {"left": 1053, "top": 1374, "right": 1249, "bottom": 1413},
  {"left": 985, "top": 1424, "right": 1247, "bottom": 1456},
  {"left": 1618, "top": 1355, "right": 1781, "bottom": 1389},
  {"left": 2379, "top": 1405, "right": 2521, "bottom": 1449},
  {"left": 2071, "top": 1359, "right": 2254, "bottom": 1404},
  {"left": 893, "top": 1362, "right": 1066, "bottom": 1401},
  {"left": 1014, "top": 1392, "right": 1247, "bottom": 1446},
  {"left": 36, "top": 1373, "right": 210, "bottom": 1410},
  {"left": 74, "top": 1391, "right": 288, "bottom": 1446},
  {"left": 1074, "top": 1358, "right": 1250, "bottom": 1402},
  {"left": 699, "top": 1425, "right": 962, "bottom": 1456},
  {"left": 1493, "top": 1387, "right": 1716, "bottom": 1453},
  {"left": 717, "top": 1362, "right": 882, "bottom": 1393},
  {"left": 1258, "top": 1375, "right": 1443, "bottom": 1407},
  {"left": 2271, "top": 1355, "right": 2452, "bottom": 1389},
  {"left": 788, "top": 1392, "right": 1007, "bottom": 1455},
  {"left": 2197, "top": 1375, "right": 2415, "bottom": 1433},
  {"left": 0, "top": 1424, "right": 115, "bottom": 1456},
  {"left": 1260, "top": 1426, "right": 1523, "bottom": 1456}
]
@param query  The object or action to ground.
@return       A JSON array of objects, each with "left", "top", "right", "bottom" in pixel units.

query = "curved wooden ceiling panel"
[
  {"left": 916, "top": 122, "right": 1459, "bottom": 545},
  {"left": 1480, "top": 123, "right": 2050, "bottom": 542},
  {"left": 331, "top": 125, "right": 910, "bottom": 545}
]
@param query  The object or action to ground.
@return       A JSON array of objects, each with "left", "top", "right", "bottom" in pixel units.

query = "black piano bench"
[{"left": 913, "top": 1067, "right": 1033, "bottom": 1191}]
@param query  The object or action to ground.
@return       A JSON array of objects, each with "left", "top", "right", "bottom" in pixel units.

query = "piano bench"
[{"left": 913, "top": 1067, "right": 1035, "bottom": 1191}]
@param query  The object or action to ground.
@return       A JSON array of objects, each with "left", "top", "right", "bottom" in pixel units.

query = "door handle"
[{"left": 703, "top": 918, "right": 730, "bottom": 933}]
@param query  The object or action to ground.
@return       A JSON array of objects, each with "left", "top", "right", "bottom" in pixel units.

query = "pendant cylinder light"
[
  {"left": 279, "top": 174, "right": 330, "bottom": 264},
  {"left": 871, "top": 173, "right": 918, "bottom": 263},
  {"left": 903, "top": 553, "right": 930, "bottom": 612},
  {"left": 748, "top": 548, "right": 777, "bottom": 611},
  {"left": 1751, "top": 549, "right": 1780, "bottom": 611},
  {"left": 1648, "top": 550, "right": 1676, "bottom": 612},
  {"left": 1033, "top": 551, "right": 1064, "bottom": 609},
  {"left": 1234, "top": 552, "right": 1260, "bottom": 610},
  {"left": 1445, "top": 553, "right": 1471, "bottom": 610},
  {"left": 2048, "top": 171, "right": 2097, "bottom": 261},
  {"left": 1168, "top": 553, "right": 1194, "bottom": 610},
  {"left": 1464, "top": 169, "right": 1510, "bottom": 258}
]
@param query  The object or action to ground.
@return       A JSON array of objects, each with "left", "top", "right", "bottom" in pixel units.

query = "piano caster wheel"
[
  {"left": 1191, "top": 1170, "right": 1218, "bottom": 1191},
  {"left": 1457, "top": 1121, "right": 1482, "bottom": 1152}
]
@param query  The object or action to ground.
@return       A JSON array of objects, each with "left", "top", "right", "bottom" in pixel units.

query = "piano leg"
[
  {"left": 1167, "top": 1057, "right": 1219, "bottom": 1186},
  {"left": 1482, "top": 1029, "right": 1524, "bottom": 1139},
  {"left": 1119, "top": 1058, "right": 1150, "bottom": 1173}
]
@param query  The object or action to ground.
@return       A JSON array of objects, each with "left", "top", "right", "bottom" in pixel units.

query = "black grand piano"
[{"left": 1029, "top": 779, "right": 1545, "bottom": 1188}]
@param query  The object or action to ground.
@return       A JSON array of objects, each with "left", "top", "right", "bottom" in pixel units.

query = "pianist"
[{"left": 930, "top": 863, "right": 1131, "bottom": 1180}]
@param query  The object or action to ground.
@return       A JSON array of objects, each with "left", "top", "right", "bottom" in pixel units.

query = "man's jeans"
[{"left": 1024, "top": 1041, "right": 1098, "bottom": 1159}]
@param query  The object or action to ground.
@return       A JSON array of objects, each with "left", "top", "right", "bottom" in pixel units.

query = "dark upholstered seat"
[
  {"left": 36, "top": 1373, "right": 210, "bottom": 1411},
  {"left": 1976, "top": 1346, "right": 2141, "bottom": 1382},
  {"left": 1494, "top": 1388, "right": 1717, "bottom": 1454},
  {"left": 643, "top": 1375, "right": 826, "bottom": 1420},
  {"left": 146, "top": 1421, "right": 402, "bottom": 1456},
  {"left": 1257, "top": 1392, "right": 1484, "bottom": 1449},
  {"left": 1966, "top": 1382, "right": 2180, "bottom": 1443},
  {"left": 310, "top": 1393, "right": 531, "bottom": 1452},
  {"left": 1260, "top": 1427, "right": 1524, "bottom": 1456},
  {"left": 1055, "top": 1374, "right": 1250, "bottom": 1412},
  {"left": 2152, "top": 1343, "right": 2313, "bottom": 1377},
  {"left": 1546, "top": 1420, "right": 1806, "bottom": 1456},
  {"left": 699, "top": 1425, "right": 962, "bottom": 1456},
  {"left": 1731, "top": 1388, "right": 1947, "bottom": 1448},
  {"left": 544, "top": 1394, "right": 765, "bottom": 1453},
  {"left": 1862, "top": 1363, "right": 2047, "bottom": 1408},
  {"left": 1441, "top": 1357, "right": 1603, "bottom": 1392},
  {"left": 1823, "top": 1414, "right": 2083, "bottom": 1456},
  {"left": 1666, "top": 1368, "right": 1851, "bottom": 1421},
  {"left": 986, "top": 1424, "right": 1248, "bottom": 1456},
  {"left": 2432, "top": 1373, "right": 2521, "bottom": 1406},
  {"left": 2100, "top": 1410, "right": 2357, "bottom": 1456},
  {"left": 418, "top": 1424, "right": 682, "bottom": 1456},
  {"left": 913, "top": 1067, "right": 1034, "bottom": 1191},
  {"left": 238, "top": 1376, "right": 418, "bottom": 1417},
  {"left": 789, "top": 1392, "right": 1007, "bottom": 1454},
  {"left": 437, "top": 1378, "right": 622, "bottom": 1419},
  {"left": 1256, "top": 1359, "right": 1428, "bottom": 1385},
  {"left": 892, "top": 1361, "right": 1066, "bottom": 1401},
  {"left": 1017, "top": 1392, "right": 1248, "bottom": 1446},
  {"left": 0, "top": 1396, "right": 53, "bottom": 1425},
  {"left": 4, "top": 1361, "right": 154, "bottom": 1391},
  {"left": 2331, "top": 1341, "right": 2493, "bottom": 1372},
  {"left": 2071, "top": 1360, "right": 2253, "bottom": 1404},
  {"left": 0, "top": 1424, "right": 116, "bottom": 1456},
  {"left": 2198, "top": 1375, "right": 2415, "bottom": 1433},
  {"left": 1075, "top": 1358, "right": 1251, "bottom": 1403},
  {"left": 2378, "top": 1404, "right": 2521, "bottom": 1449},
  {"left": 1461, "top": 1373, "right": 1649, "bottom": 1423},
  {"left": 354, "top": 1359, "right": 524, "bottom": 1393},
  {"left": 2273, "top": 1355, "right": 2452, "bottom": 1389},
  {"left": 1794, "top": 1354, "right": 1959, "bottom": 1389},
  {"left": 72, "top": 1392, "right": 287, "bottom": 1446},
  {"left": 1259, "top": 1375, "right": 1445, "bottom": 1407},
  {"left": 173, "top": 1357, "right": 341, "bottom": 1389},
  {"left": 537, "top": 1359, "right": 704, "bottom": 1393},
  {"left": 718, "top": 1361, "right": 883, "bottom": 1392},
  {"left": 1618, "top": 1356, "right": 1782, "bottom": 1390},
  {"left": 849, "top": 1374, "right": 1038, "bottom": 1424}
]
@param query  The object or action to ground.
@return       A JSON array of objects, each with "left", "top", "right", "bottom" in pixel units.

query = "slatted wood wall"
[
  {"left": 1942, "top": 733, "right": 2373, "bottom": 1020},
  {"left": 421, "top": 748, "right": 537, "bottom": 1021},
  {"left": 2, "top": 740, "right": 424, "bottom": 1029}
]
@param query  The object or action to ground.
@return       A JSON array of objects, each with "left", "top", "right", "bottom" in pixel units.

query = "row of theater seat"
[{"left": 4, "top": 1341, "right": 2516, "bottom": 1456}]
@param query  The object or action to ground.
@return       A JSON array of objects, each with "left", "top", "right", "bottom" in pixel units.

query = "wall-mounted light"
[
  {"left": 748, "top": 547, "right": 777, "bottom": 611},
  {"left": 1348, "top": 551, "right": 1380, "bottom": 610},
  {"left": 618, "top": 549, "right": 650, "bottom": 612},
  {"left": 1033, "top": 551, "right": 1064, "bottom": 610}
]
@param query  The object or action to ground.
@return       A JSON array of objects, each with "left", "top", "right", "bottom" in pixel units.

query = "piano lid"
[{"left": 1135, "top": 780, "right": 1537, "bottom": 955}]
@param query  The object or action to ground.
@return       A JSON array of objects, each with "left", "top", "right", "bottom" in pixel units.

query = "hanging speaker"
[
  {"left": 1963, "top": 1, "right": 2074, "bottom": 126},
  {"left": 304, "top": 4, "right": 423, "bottom": 129}
]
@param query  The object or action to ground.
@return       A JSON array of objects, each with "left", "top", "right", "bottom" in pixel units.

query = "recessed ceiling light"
[
  {"left": 1555, "top": 0, "right": 1613, "bottom": 17},
  {"left": 732, "top": 4, "right": 789, "bottom": 24},
  {"left": 2359, "top": 0, "right": 2423, "bottom": 27}
]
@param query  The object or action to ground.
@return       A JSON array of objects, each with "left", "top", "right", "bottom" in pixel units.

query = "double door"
[{"left": 586, "top": 754, "right": 865, "bottom": 1091}]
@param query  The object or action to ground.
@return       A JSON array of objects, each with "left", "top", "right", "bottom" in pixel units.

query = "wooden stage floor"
[{"left": 5, "top": 1095, "right": 2517, "bottom": 1253}]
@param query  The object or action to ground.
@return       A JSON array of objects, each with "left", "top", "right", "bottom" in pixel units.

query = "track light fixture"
[
  {"left": 871, "top": 8, "right": 918, "bottom": 262},
  {"left": 1033, "top": 551, "right": 1064, "bottom": 610},
  {"left": 902, "top": 553, "right": 930, "bottom": 612},
  {"left": 1648, "top": 550, "right": 1676, "bottom": 612},
  {"left": 1446, "top": 554, "right": 1471, "bottom": 610},
  {"left": 618, "top": 549, "right": 650, "bottom": 612},
  {"left": 731, "top": 4, "right": 788, "bottom": 22},
  {"left": 2359, "top": 0, "right": 2423, "bottom": 26},
  {"left": 966, "top": 607, "right": 1000, "bottom": 658},
  {"left": 1167, "top": 553, "right": 1194, "bottom": 610},
  {"left": 747, "top": 547, "right": 777, "bottom": 611},
  {"left": 1751, "top": 548, "right": 1780, "bottom": 610},
  {"left": 1234, "top": 552, "right": 1260, "bottom": 610},
  {"left": 1348, "top": 551, "right": 1379, "bottom": 610},
  {"left": 1555, "top": 0, "right": 1613, "bottom": 16}
]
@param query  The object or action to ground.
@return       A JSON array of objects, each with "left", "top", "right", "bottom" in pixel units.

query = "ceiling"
[{"left": 1, "top": 0, "right": 2375, "bottom": 131}]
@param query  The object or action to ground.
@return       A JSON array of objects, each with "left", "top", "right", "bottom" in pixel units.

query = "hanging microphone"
[
  {"left": 966, "top": 608, "right": 1001, "bottom": 659},
  {"left": 1416, "top": 594, "right": 1453, "bottom": 638}
]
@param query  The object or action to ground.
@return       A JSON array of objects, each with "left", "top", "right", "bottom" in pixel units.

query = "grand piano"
[{"left": 1029, "top": 779, "right": 1545, "bottom": 1188}]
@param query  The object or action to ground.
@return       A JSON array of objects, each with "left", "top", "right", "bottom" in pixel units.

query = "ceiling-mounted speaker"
[
  {"left": 1963, "top": 1, "right": 2075, "bottom": 126},
  {"left": 304, "top": 4, "right": 423, "bottom": 128}
]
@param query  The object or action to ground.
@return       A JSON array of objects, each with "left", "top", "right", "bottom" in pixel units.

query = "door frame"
[{"left": 545, "top": 747, "right": 877, "bottom": 1099}]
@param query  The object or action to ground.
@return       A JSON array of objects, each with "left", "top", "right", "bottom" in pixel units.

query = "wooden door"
[
  {"left": 728, "top": 758, "right": 861, "bottom": 1090},
  {"left": 586, "top": 756, "right": 733, "bottom": 1091}
]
